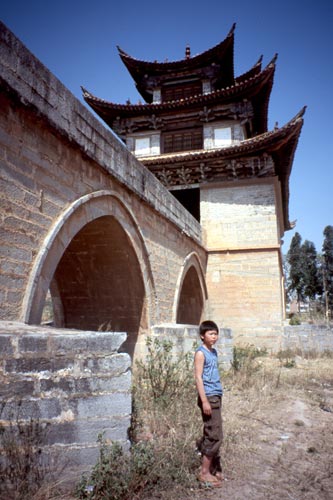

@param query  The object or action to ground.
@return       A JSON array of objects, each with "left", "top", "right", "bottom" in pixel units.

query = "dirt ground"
[
  {"left": 19, "top": 357, "right": 332, "bottom": 500},
  {"left": 193, "top": 358, "right": 333, "bottom": 500}
]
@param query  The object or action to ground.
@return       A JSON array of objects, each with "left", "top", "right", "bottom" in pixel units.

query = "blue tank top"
[{"left": 196, "top": 345, "right": 223, "bottom": 396}]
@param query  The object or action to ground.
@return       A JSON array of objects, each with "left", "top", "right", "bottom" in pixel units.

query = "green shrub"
[
  {"left": 277, "top": 349, "right": 297, "bottom": 368},
  {"left": 228, "top": 344, "right": 267, "bottom": 388},
  {"left": 134, "top": 336, "right": 194, "bottom": 408},
  {"left": 231, "top": 344, "right": 267, "bottom": 372},
  {"left": 76, "top": 431, "right": 199, "bottom": 500},
  {"left": 289, "top": 315, "right": 301, "bottom": 325},
  {"left": 75, "top": 435, "right": 156, "bottom": 500}
]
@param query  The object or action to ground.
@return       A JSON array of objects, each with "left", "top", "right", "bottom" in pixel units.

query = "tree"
[
  {"left": 287, "top": 232, "right": 305, "bottom": 310},
  {"left": 301, "top": 240, "right": 322, "bottom": 300},
  {"left": 286, "top": 234, "right": 322, "bottom": 312},
  {"left": 322, "top": 225, "right": 333, "bottom": 318},
  {"left": 282, "top": 254, "right": 291, "bottom": 300}
]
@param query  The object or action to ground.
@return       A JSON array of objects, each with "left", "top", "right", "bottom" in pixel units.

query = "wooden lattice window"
[
  {"left": 163, "top": 129, "right": 202, "bottom": 153},
  {"left": 162, "top": 81, "right": 202, "bottom": 102}
]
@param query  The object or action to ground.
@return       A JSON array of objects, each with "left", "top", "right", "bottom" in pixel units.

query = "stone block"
[
  {"left": 40, "top": 377, "right": 75, "bottom": 394},
  {"left": 1, "top": 397, "right": 61, "bottom": 420},
  {"left": 74, "top": 393, "right": 131, "bottom": 419},
  {"left": 5, "top": 356, "right": 53, "bottom": 373},
  {"left": 53, "top": 445, "right": 101, "bottom": 471},
  {"left": 4, "top": 356, "right": 74, "bottom": 374},
  {"left": 0, "top": 379, "right": 35, "bottom": 399},
  {"left": 82, "top": 353, "right": 131, "bottom": 375},
  {"left": 50, "top": 331, "right": 127, "bottom": 355},
  {"left": 51, "top": 357, "right": 75, "bottom": 372},
  {"left": 74, "top": 371, "right": 131, "bottom": 394},
  {"left": 222, "top": 328, "right": 233, "bottom": 339},
  {"left": 18, "top": 335, "right": 48, "bottom": 353},
  {"left": 45, "top": 415, "right": 131, "bottom": 445},
  {"left": 0, "top": 335, "right": 14, "bottom": 355}
]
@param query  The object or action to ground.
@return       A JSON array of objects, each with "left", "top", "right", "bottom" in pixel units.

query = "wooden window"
[
  {"left": 162, "top": 81, "right": 202, "bottom": 102},
  {"left": 163, "top": 129, "right": 202, "bottom": 153}
]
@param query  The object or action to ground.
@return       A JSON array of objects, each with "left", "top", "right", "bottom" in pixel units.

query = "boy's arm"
[{"left": 194, "top": 350, "right": 212, "bottom": 416}]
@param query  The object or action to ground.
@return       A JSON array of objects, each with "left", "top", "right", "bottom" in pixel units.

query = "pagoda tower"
[{"left": 82, "top": 25, "right": 305, "bottom": 349}]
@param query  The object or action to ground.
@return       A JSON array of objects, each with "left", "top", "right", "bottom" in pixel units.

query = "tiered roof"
[
  {"left": 117, "top": 24, "right": 236, "bottom": 103},
  {"left": 82, "top": 55, "right": 275, "bottom": 136},
  {"left": 82, "top": 26, "right": 305, "bottom": 231}
]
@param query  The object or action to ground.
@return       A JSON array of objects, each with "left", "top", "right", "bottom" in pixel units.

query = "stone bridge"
[
  {"left": 0, "top": 22, "right": 208, "bottom": 354},
  {"left": 0, "top": 22, "right": 223, "bottom": 471}
]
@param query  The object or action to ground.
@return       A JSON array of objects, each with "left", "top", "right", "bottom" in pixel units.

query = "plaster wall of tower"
[{"left": 201, "top": 178, "right": 284, "bottom": 349}]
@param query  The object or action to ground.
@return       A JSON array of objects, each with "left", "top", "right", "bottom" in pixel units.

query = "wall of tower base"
[{"left": 206, "top": 250, "right": 284, "bottom": 351}]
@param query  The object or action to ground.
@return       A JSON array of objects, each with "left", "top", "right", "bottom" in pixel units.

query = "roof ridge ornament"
[{"left": 185, "top": 45, "right": 191, "bottom": 59}]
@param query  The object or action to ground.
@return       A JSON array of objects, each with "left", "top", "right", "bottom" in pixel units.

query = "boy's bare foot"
[
  {"left": 198, "top": 472, "right": 220, "bottom": 483},
  {"left": 197, "top": 474, "right": 223, "bottom": 488}
]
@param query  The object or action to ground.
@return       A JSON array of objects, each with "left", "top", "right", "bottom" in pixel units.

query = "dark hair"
[{"left": 199, "top": 320, "right": 219, "bottom": 337}]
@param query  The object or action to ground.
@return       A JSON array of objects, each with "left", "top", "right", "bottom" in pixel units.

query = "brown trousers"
[{"left": 197, "top": 395, "right": 223, "bottom": 459}]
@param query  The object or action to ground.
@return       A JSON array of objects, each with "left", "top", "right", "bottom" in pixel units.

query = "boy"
[{"left": 194, "top": 320, "right": 223, "bottom": 487}]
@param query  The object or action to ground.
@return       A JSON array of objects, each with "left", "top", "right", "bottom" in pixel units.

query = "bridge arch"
[
  {"left": 21, "top": 190, "right": 156, "bottom": 356},
  {"left": 173, "top": 252, "right": 208, "bottom": 325}
]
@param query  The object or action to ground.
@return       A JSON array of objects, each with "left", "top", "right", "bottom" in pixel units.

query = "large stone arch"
[
  {"left": 21, "top": 190, "right": 156, "bottom": 356},
  {"left": 173, "top": 252, "right": 208, "bottom": 325}
]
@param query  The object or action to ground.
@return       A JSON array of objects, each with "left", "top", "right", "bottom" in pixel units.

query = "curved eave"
[
  {"left": 235, "top": 55, "right": 263, "bottom": 84},
  {"left": 270, "top": 108, "right": 306, "bottom": 230},
  {"left": 81, "top": 59, "right": 275, "bottom": 132},
  {"left": 141, "top": 107, "right": 306, "bottom": 230},
  {"left": 117, "top": 23, "right": 236, "bottom": 79},
  {"left": 141, "top": 108, "right": 305, "bottom": 165}
]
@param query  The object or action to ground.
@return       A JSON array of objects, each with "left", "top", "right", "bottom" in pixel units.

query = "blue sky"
[{"left": 2, "top": 0, "right": 332, "bottom": 254}]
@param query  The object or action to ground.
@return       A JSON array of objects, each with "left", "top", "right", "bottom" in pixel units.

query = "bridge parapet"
[{"left": 0, "top": 21, "right": 201, "bottom": 243}]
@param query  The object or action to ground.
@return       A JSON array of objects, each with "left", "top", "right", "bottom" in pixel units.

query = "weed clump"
[
  {"left": 289, "top": 314, "right": 301, "bottom": 325},
  {"left": 277, "top": 349, "right": 297, "bottom": 368},
  {"left": 135, "top": 336, "right": 194, "bottom": 408},
  {"left": 76, "top": 437, "right": 156, "bottom": 500},
  {"left": 0, "top": 404, "right": 54, "bottom": 500},
  {"left": 229, "top": 344, "right": 267, "bottom": 388},
  {"left": 231, "top": 344, "right": 266, "bottom": 372}
]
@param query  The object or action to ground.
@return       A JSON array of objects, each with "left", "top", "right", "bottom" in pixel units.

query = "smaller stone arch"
[{"left": 173, "top": 252, "right": 208, "bottom": 325}]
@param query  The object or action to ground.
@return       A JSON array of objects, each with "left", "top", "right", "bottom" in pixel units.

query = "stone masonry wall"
[
  {"left": 206, "top": 251, "right": 283, "bottom": 350},
  {"left": 0, "top": 321, "right": 131, "bottom": 474},
  {"left": 201, "top": 179, "right": 284, "bottom": 349},
  {"left": 283, "top": 325, "right": 333, "bottom": 353},
  {"left": 151, "top": 324, "right": 233, "bottom": 369}
]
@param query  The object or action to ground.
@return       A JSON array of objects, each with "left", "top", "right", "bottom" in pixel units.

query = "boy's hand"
[{"left": 202, "top": 400, "right": 212, "bottom": 416}]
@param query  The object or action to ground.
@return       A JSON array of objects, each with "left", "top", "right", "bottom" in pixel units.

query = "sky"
[{"left": 2, "top": 0, "right": 332, "bottom": 254}]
